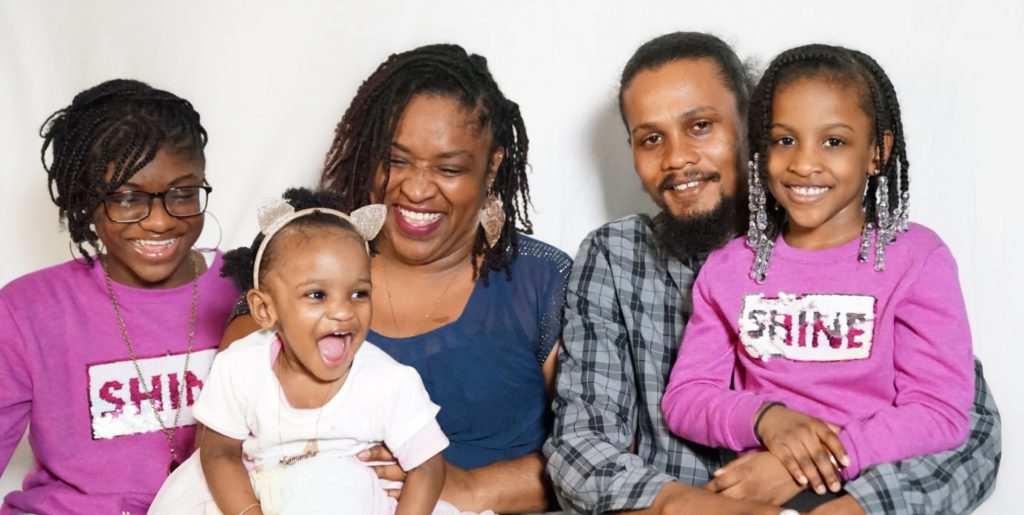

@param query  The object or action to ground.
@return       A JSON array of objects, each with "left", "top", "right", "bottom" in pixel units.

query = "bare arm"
[
  {"left": 220, "top": 314, "right": 261, "bottom": 351},
  {"left": 395, "top": 453, "right": 446, "bottom": 515},
  {"left": 200, "top": 426, "right": 261, "bottom": 515},
  {"left": 617, "top": 481, "right": 782, "bottom": 515}
]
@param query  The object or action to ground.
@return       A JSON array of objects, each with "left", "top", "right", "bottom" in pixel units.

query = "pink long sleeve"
[
  {"left": 661, "top": 270, "right": 768, "bottom": 451},
  {"left": 838, "top": 245, "right": 972, "bottom": 478}
]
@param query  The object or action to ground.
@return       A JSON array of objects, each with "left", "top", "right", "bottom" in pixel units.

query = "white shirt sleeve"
[
  {"left": 193, "top": 345, "right": 253, "bottom": 441},
  {"left": 381, "top": 365, "right": 447, "bottom": 470}
]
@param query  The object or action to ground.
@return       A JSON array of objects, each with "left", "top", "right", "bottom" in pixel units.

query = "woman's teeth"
[
  {"left": 131, "top": 238, "right": 178, "bottom": 256},
  {"left": 397, "top": 207, "right": 443, "bottom": 225}
]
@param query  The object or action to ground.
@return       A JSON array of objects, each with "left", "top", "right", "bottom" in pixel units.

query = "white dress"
[{"left": 149, "top": 330, "right": 483, "bottom": 514}]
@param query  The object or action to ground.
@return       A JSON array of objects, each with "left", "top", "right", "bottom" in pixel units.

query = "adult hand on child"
[
  {"left": 755, "top": 404, "right": 848, "bottom": 496},
  {"left": 705, "top": 451, "right": 806, "bottom": 505},
  {"left": 358, "top": 444, "right": 405, "bottom": 498}
]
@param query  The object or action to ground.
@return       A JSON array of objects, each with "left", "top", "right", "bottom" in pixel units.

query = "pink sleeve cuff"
[
  {"left": 838, "top": 430, "right": 861, "bottom": 480},
  {"left": 731, "top": 395, "right": 772, "bottom": 451},
  {"left": 392, "top": 420, "right": 449, "bottom": 471}
]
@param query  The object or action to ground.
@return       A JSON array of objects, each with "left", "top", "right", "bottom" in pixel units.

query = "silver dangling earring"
[
  {"left": 746, "top": 154, "right": 774, "bottom": 283},
  {"left": 873, "top": 174, "right": 891, "bottom": 271},
  {"left": 479, "top": 194, "right": 504, "bottom": 248},
  {"left": 894, "top": 161, "right": 910, "bottom": 232},
  {"left": 194, "top": 211, "right": 223, "bottom": 252}
]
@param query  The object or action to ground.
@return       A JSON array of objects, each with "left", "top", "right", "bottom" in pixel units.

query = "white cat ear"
[
  {"left": 256, "top": 197, "right": 295, "bottom": 235},
  {"left": 350, "top": 204, "right": 387, "bottom": 241}
]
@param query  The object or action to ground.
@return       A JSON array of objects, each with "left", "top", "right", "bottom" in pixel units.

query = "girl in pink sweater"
[{"left": 661, "top": 45, "right": 973, "bottom": 510}]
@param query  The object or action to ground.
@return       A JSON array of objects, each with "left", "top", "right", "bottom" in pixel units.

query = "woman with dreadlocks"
[
  {"left": 223, "top": 44, "right": 570, "bottom": 512},
  {"left": 0, "top": 79, "right": 238, "bottom": 513},
  {"left": 660, "top": 44, "right": 973, "bottom": 510}
]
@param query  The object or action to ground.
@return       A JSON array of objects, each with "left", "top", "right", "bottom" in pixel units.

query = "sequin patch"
[
  {"left": 739, "top": 293, "right": 876, "bottom": 362},
  {"left": 88, "top": 348, "right": 216, "bottom": 440}
]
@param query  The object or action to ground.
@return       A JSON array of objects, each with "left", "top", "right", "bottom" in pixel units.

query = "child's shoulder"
[
  {"left": 354, "top": 341, "right": 424, "bottom": 385},
  {"left": 2, "top": 259, "right": 93, "bottom": 298},
  {"left": 218, "top": 329, "right": 277, "bottom": 364},
  {"left": 702, "top": 236, "right": 753, "bottom": 271},
  {"left": 893, "top": 222, "right": 951, "bottom": 257}
]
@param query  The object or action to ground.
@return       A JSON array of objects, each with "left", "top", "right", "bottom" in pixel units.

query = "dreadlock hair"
[
  {"left": 618, "top": 32, "right": 753, "bottom": 128},
  {"left": 40, "top": 79, "right": 208, "bottom": 265},
  {"left": 320, "top": 44, "right": 531, "bottom": 284},
  {"left": 221, "top": 188, "right": 360, "bottom": 294},
  {"left": 746, "top": 44, "right": 910, "bottom": 283}
]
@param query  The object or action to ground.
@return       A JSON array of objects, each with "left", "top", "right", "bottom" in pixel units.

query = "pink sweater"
[
  {"left": 661, "top": 223, "right": 973, "bottom": 479},
  {"left": 0, "top": 254, "right": 238, "bottom": 514}
]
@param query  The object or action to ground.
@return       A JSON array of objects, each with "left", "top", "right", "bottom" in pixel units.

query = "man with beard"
[{"left": 544, "top": 32, "right": 1001, "bottom": 515}]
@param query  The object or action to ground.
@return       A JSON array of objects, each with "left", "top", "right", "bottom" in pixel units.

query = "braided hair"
[
  {"left": 320, "top": 44, "right": 531, "bottom": 283},
  {"left": 40, "top": 79, "right": 208, "bottom": 265},
  {"left": 746, "top": 44, "right": 910, "bottom": 282}
]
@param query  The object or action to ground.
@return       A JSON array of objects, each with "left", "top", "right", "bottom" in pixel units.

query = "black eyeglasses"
[{"left": 101, "top": 185, "right": 213, "bottom": 223}]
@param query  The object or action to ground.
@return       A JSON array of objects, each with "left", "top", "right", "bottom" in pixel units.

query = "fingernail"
[
  {"left": 815, "top": 485, "right": 826, "bottom": 495},
  {"left": 841, "top": 455, "right": 851, "bottom": 466},
  {"left": 713, "top": 468, "right": 724, "bottom": 476},
  {"left": 830, "top": 482, "right": 841, "bottom": 492},
  {"left": 357, "top": 450, "right": 370, "bottom": 459},
  {"left": 798, "top": 476, "right": 808, "bottom": 485}
]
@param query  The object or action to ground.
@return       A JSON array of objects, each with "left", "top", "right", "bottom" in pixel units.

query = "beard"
[{"left": 652, "top": 192, "right": 740, "bottom": 261}]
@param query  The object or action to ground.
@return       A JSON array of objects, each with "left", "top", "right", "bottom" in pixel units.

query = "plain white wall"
[{"left": 1, "top": 1, "right": 1020, "bottom": 512}]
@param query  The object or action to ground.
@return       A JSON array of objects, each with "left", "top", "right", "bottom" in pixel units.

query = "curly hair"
[
  {"left": 40, "top": 79, "right": 208, "bottom": 265},
  {"left": 320, "top": 44, "right": 531, "bottom": 283}
]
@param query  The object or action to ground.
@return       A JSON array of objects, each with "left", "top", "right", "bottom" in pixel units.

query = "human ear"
[{"left": 247, "top": 289, "right": 278, "bottom": 330}]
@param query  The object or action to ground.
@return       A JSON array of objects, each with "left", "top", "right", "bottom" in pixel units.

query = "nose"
[
  {"left": 788, "top": 144, "right": 821, "bottom": 178},
  {"left": 661, "top": 135, "right": 699, "bottom": 171},
  {"left": 327, "top": 298, "right": 355, "bottom": 321},
  {"left": 399, "top": 163, "right": 438, "bottom": 203},
  {"left": 139, "top": 197, "right": 175, "bottom": 233}
]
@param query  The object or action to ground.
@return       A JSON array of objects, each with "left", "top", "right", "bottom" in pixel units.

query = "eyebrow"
[
  {"left": 392, "top": 142, "right": 472, "bottom": 160},
  {"left": 631, "top": 106, "right": 717, "bottom": 137},
  {"left": 771, "top": 122, "right": 856, "bottom": 132}
]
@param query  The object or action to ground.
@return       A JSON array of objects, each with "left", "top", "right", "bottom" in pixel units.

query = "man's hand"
[
  {"left": 358, "top": 444, "right": 481, "bottom": 509},
  {"left": 756, "top": 404, "right": 848, "bottom": 496},
  {"left": 705, "top": 451, "right": 805, "bottom": 505},
  {"left": 358, "top": 444, "right": 405, "bottom": 498}
]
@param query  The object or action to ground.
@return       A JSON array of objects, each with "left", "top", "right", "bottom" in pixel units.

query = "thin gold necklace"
[
  {"left": 276, "top": 365, "right": 339, "bottom": 467},
  {"left": 381, "top": 261, "right": 462, "bottom": 338},
  {"left": 101, "top": 251, "right": 199, "bottom": 475}
]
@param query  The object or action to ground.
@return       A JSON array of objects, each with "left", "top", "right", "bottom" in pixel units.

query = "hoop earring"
[{"left": 194, "top": 211, "right": 223, "bottom": 252}]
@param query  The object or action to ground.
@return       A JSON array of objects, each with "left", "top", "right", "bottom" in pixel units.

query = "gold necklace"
[
  {"left": 101, "top": 251, "right": 199, "bottom": 475},
  {"left": 381, "top": 262, "right": 462, "bottom": 338},
  {"left": 276, "top": 369, "right": 339, "bottom": 466}
]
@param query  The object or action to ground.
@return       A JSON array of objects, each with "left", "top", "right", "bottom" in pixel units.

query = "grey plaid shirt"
[{"left": 544, "top": 214, "right": 1001, "bottom": 514}]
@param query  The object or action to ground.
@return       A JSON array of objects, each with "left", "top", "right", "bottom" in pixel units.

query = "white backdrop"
[{"left": 1, "top": 1, "right": 1021, "bottom": 512}]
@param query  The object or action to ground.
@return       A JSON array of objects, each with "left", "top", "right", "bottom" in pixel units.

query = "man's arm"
[
  {"left": 843, "top": 358, "right": 1000, "bottom": 514},
  {"left": 544, "top": 231, "right": 677, "bottom": 513}
]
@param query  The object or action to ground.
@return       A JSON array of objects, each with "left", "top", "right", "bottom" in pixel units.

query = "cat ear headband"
[{"left": 252, "top": 197, "right": 386, "bottom": 289}]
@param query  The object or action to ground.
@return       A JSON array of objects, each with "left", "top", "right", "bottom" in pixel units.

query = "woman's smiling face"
[
  {"left": 373, "top": 93, "right": 503, "bottom": 265},
  {"left": 93, "top": 148, "right": 206, "bottom": 288}
]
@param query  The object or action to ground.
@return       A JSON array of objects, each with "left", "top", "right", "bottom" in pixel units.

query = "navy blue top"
[{"left": 371, "top": 236, "right": 572, "bottom": 469}]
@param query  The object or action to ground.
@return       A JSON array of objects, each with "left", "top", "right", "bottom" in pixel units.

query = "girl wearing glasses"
[{"left": 0, "top": 79, "right": 239, "bottom": 514}]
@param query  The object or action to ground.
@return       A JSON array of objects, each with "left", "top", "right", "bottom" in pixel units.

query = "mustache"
[{"left": 658, "top": 170, "right": 721, "bottom": 190}]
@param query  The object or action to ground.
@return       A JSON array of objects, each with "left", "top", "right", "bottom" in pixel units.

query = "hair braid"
[
  {"left": 40, "top": 79, "right": 208, "bottom": 264},
  {"left": 320, "top": 44, "right": 533, "bottom": 284}
]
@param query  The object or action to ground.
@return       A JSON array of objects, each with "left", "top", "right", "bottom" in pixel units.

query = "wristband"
[{"left": 753, "top": 401, "right": 786, "bottom": 444}]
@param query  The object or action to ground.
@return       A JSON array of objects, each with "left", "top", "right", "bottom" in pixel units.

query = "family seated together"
[{"left": 0, "top": 31, "right": 1001, "bottom": 515}]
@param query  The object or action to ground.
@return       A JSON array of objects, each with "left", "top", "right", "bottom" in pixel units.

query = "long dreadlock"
[
  {"left": 320, "top": 44, "right": 531, "bottom": 283},
  {"left": 746, "top": 44, "right": 910, "bottom": 282},
  {"left": 40, "top": 79, "right": 208, "bottom": 265}
]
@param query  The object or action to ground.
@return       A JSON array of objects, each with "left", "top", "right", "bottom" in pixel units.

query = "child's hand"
[
  {"left": 705, "top": 451, "right": 805, "bottom": 505},
  {"left": 754, "top": 404, "right": 848, "bottom": 495}
]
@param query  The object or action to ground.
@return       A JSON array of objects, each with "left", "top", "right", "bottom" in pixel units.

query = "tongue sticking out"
[{"left": 317, "top": 334, "right": 351, "bottom": 366}]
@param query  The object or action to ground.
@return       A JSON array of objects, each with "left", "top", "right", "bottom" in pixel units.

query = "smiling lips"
[
  {"left": 786, "top": 184, "right": 832, "bottom": 202},
  {"left": 130, "top": 237, "right": 180, "bottom": 259},
  {"left": 393, "top": 205, "right": 445, "bottom": 236}
]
